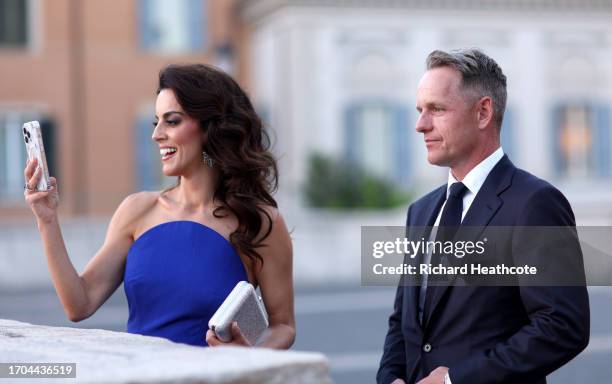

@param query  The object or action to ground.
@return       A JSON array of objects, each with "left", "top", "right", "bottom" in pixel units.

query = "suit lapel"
[
  {"left": 415, "top": 187, "right": 447, "bottom": 241},
  {"left": 422, "top": 155, "right": 516, "bottom": 328},
  {"left": 460, "top": 157, "right": 513, "bottom": 227},
  {"left": 407, "top": 186, "right": 446, "bottom": 331}
]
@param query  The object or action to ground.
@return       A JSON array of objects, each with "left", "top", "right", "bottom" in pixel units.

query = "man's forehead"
[
  {"left": 421, "top": 67, "right": 460, "bottom": 86},
  {"left": 417, "top": 68, "right": 462, "bottom": 97}
]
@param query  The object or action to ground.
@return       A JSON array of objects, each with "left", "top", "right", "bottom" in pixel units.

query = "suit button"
[{"left": 423, "top": 343, "right": 432, "bottom": 353}]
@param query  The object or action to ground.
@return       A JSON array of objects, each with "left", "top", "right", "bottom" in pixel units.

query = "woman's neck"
[{"left": 172, "top": 166, "right": 219, "bottom": 212}]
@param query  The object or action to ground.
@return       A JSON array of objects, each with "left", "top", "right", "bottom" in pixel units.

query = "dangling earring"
[{"left": 202, "top": 151, "right": 214, "bottom": 167}]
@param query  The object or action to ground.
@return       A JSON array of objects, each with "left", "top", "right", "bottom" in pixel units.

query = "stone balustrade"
[{"left": 0, "top": 319, "right": 332, "bottom": 383}]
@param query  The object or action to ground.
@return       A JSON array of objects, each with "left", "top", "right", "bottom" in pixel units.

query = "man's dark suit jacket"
[{"left": 377, "top": 155, "right": 590, "bottom": 384}]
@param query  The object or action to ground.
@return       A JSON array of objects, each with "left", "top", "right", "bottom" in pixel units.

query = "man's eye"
[
  {"left": 433, "top": 107, "right": 444, "bottom": 112},
  {"left": 152, "top": 121, "right": 158, "bottom": 128}
]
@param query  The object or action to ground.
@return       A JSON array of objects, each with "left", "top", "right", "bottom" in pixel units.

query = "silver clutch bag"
[{"left": 208, "top": 281, "right": 269, "bottom": 345}]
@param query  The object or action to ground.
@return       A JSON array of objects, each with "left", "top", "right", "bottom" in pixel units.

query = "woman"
[{"left": 24, "top": 64, "right": 295, "bottom": 349}]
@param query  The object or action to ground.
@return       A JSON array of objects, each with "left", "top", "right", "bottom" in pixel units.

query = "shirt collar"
[{"left": 447, "top": 147, "right": 505, "bottom": 197}]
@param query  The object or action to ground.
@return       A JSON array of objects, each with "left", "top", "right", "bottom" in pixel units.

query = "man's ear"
[{"left": 476, "top": 96, "right": 494, "bottom": 130}]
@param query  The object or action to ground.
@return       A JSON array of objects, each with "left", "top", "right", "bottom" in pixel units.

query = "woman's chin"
[{"left": 161, "top": 167, "right": 179, "bottom": 177}]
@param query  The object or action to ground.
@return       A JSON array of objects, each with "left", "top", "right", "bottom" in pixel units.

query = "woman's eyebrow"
[{"left": 154, "top": 111, "right": 184, "bottom": 119}]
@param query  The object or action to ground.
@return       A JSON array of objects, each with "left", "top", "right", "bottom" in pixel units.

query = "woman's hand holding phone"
[{"left": 24, "top": 157, "right": 59, "bottom": 224}]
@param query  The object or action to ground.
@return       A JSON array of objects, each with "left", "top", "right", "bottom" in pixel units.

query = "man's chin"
[{"left": 427, "top": 153, "right": 448, "bottom": 167}]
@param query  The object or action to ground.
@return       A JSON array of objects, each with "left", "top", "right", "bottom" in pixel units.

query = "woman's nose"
[{"left": 152, "top": 123, "right": 165, "bottom": 142}]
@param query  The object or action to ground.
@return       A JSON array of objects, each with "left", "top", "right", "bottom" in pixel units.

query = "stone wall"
[{"left": 0, "top": 319, "right": 332, "bottom": 383}]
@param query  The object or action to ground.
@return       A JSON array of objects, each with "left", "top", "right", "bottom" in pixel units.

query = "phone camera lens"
[
  {"left": 23, "top": 127, "right": 27, "bottom": 134},
  {"left": 25, "top": 136, "right": 29, "bottom": 143}
]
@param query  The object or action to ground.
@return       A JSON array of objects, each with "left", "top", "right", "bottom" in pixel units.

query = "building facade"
[
  {"left": 239, "top": 0, "right": 612, "bottom": 212},
  {"left": 3, "top": 0, "right": 611, "bottom": 219}
]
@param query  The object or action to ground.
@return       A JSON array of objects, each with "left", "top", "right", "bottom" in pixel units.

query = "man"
[{"left": 377, "top": 49, "right": 590, "bottom": 384}]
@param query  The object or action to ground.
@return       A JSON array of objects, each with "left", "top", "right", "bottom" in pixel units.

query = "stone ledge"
[{"left": 0, "top": 319, "right": 332, "bottom": 384}]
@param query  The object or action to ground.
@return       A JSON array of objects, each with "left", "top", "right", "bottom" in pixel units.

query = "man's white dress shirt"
[{"left": 415, "top": 147, "right": 505, "bottom": 384}]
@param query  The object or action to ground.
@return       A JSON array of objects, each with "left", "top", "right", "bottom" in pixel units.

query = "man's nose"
[{"left": 415, "top": 112, "right": 431, "bottom": 133}]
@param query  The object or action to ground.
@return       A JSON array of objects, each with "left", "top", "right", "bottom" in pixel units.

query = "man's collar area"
[{"left": 447, "top": 147, "right": 505, "bottom": 197}]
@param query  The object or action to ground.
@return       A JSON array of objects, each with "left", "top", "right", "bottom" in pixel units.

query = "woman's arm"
[
  {"left": 25, "top": 159, "right": 144, "bottom": 321},
  {"left": 253, "top": 211, "right": 295, "bottom": 349},
  {"left": 38, "top": 195, "right": 140, "bottom": 322},
  {"left": 71, "top": 194, "right": 142, "bottom": 320},
  {"left": 207, "top": 209, "right": 295, "bottom": 349}
]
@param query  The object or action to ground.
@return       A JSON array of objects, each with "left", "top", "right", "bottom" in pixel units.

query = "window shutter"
[
  {"left": 595, "top": 104, "right": 610, "bottom": 178},
  {"left": 551, "top": 104, "right": 564, "bottom": 177},
  {"left": 501, "top": 107, "right": 514, "bottom": 159},
  {"left": 138, "top": 0, "right": 154, "bottom": 50},
  {"left": 393, "top": 104, "right": 410, "bottom": 187},
  {"left": 188, "top": 0, "right": 205, "bottom": 51},
  {"left": 135, "top": 117, "right": 156, "bottom": 191},
  {"left": 344, "top": 104, "right": 359, "bottom": 165},
  {"left": 40, "top": 119, "right": 57, "bottom": 179}
]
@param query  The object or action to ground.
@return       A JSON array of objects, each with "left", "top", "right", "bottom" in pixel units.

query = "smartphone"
[
  {"left": 208, "top": 281, "right": 269, "bottom": 345},
  {"left": 22, "top": 121, "right": 50, "bottom": 191}
]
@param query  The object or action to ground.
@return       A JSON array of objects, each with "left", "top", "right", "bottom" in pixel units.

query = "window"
[
  {"left": 0, "top": 0, "right": 28, "bottom": 48},
  {"left": 135, "top": 115, "right": 174, "bottom": 191},
  {"left": 0, "top": 111, "right": 56, "bottom": 203},
  {"left": 552, "top": 103, "right": 611, "bottom": 178},
  {"left": 138, "top": 0, "right": 206, "bottom": 53},
  {"left": 500, "top": 107, "right": 514, "bottom": 159},
  {"left": 344, "top": 102, "right": 410, "bottom": 186}
]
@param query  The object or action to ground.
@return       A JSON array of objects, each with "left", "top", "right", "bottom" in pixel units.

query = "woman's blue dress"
[{"left": 123, "top": 221, "right": 247, "bottom": 346}]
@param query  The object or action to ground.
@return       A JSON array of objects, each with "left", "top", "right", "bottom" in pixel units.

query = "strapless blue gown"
[{"left": 123, "top": 221, "right": 247, "bottom": 346}]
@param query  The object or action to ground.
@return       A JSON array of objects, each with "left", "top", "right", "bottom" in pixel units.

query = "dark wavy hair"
[{"left": 157, "top": 64, "right": 278, "bottom": 264}]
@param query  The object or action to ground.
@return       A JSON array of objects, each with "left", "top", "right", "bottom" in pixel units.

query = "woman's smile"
[{"left": 160, "top": 146, "right": 177, "bottom": 161}]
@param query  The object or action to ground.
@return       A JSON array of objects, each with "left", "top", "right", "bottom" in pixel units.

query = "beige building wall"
[
  {"left": 0, "top": 0, "right": 248, "bottom": 219},
  {"left": 0, "top": 0, "right": 74, "bottom": 218}
]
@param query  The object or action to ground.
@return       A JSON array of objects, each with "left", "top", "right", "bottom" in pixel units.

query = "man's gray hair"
[{"left": 426, "top": 48, "right": 507, "bottom": 129}]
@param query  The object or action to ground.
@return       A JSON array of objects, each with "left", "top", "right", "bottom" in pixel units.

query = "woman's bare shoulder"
[
  {"left": 111, "top": 191, "right": 162, "bottom": 238},
  {"left": 253, "top": 204, "right": 292, "bottom": 278},
  {"left": 119, "top": 191, "right": 160, "bottom": 216},
  {"left": 256, "top": 204, "right": 289, "bottom": 241},
  {"left": 258, "top": 204, "right": 281, "bottom": 222}
]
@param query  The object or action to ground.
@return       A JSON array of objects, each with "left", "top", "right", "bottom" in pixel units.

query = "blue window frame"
[
  {"left": 344, "top": 101, "right": 410, "bottom": 187},
  {"left": 138, "top": 0, "right": 206, "bottom": 53}
]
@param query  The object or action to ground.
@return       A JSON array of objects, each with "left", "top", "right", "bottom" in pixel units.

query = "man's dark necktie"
[
  {"left": 436, "top": 182, "right": 468, "bottom": 244},
  {"left": 427, "top": 182, "right": 468, "bottom": 285}
]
